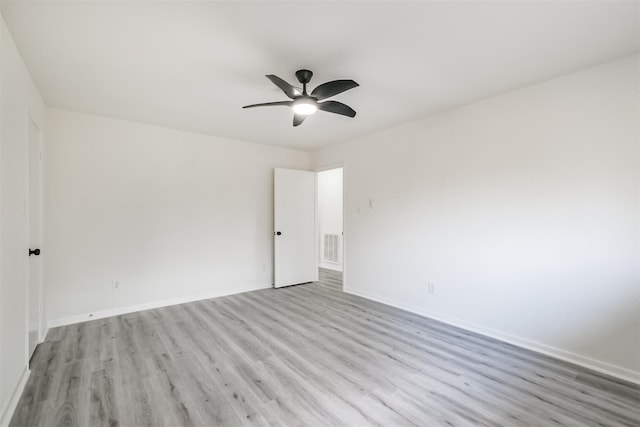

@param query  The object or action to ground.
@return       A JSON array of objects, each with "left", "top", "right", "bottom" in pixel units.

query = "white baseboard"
[
  {"left": 319, "top": 263, "right": 342, "bottom": 272},
  {"left": 344, "top": 286, "right": 640, "bottom": 385},
  {"left": 0, "top": 367, "right": 29, "bottom": 427},
  {"left": 48, "top": 284, "right": 270, "bottom": 328}
]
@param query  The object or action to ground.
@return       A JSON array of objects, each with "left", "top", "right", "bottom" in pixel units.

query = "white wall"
[
  {"left": 0, "top": 16, "right": 46, "bottom": 426},
  {"left": 318, "top": 168, "right": 343, "bottom": 271},
  {"left": 45, "top": 109, "right": 309, "bottom": 325},
  {"left": 311, "top": 55, "right": 640, "bottom": 382}
]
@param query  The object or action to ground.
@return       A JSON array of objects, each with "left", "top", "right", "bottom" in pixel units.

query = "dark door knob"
[
  {"left": 276, "top": 231, "right": 282, "bottom": 236},
  {"left": 29, "top": 248, "right": 40, "bottom": 256}
]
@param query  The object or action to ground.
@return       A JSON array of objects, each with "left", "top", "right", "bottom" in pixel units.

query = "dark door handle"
[
  {"left": 275, "top": 231, "right": 282, "bottom": 236},
  {"left": 29, "top": 248, "right": 40, "bottom": 256}
]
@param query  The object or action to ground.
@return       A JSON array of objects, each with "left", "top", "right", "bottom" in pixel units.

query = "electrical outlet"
[
  {"left": 112, "top": 280, "right": 120, "bottom": 291},
  {"left": 427, "top": 282, "right": 436, "bottom": 295},
  {"left": 369, "top": 198, "right": 375, "bottom": 208}
]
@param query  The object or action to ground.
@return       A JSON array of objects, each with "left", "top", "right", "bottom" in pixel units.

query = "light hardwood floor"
[{"left": 10, "top": 268, "right": 640, "bottom": 426}]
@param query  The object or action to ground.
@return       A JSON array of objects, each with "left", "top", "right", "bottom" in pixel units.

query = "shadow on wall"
[{"left": 553, "top": 296, "right": 640, "bottom": 375}]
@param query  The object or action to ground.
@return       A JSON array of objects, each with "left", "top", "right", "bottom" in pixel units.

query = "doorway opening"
[{"left": 317, "top": 166, "right": 343, "bottom": 290}]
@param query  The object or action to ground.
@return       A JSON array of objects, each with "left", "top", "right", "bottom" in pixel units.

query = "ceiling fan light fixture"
[
  {"left": 292, "top": 98, "right": 317, "bottom": 115},
  {"left": 243, "top": 70, "right": 358, "bottom": 126}
]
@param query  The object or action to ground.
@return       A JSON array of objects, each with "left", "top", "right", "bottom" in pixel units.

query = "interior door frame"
[
  {"left": 26, "top": 111, "right": 44, "bottom": 360},
  {"left": 315, "top": 163, "right": 346, "bottom": 289}
]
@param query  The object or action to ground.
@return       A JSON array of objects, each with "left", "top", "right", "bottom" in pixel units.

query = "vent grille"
[{"left": 323, "top": 234, "right": 340, "bottom": 264}]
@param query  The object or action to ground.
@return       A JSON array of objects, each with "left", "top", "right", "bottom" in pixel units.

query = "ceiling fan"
[{"left": 242, "top": 69, "right": 359, "bottom": 127}]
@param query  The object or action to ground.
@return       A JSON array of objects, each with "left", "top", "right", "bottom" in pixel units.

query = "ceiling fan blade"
[
  {"left": 242, "top": 101, "right": 292, "bottom": 109},
  {"left": 317, "top": 100, "right": 356, "bottom": 118},
  {"left": 293, "top": 114, "right": 306, "bottom": 127},
  {"left": 311, "top": 79, "right": 359, "bottom": 101},
  {"left": 266, "top": 75, "right": 300, "bottom": 99}
]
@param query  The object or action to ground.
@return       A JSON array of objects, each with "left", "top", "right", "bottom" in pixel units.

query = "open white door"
[
  {"left": 28, "top": 117, "right": 42, "bottom": 358},
  {"left": 274, "top": 168, "right": 316, "bottom": 288}
]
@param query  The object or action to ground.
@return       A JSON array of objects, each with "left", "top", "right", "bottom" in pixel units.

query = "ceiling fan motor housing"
[{"left": 295, "top": 69, "right": 313, "bottom": 84}]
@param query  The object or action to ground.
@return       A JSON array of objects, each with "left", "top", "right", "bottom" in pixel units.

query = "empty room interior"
[{"left": 1, "top": 1, "right": 639, "bottom": 426}]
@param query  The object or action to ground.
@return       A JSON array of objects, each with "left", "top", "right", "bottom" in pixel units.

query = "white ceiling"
[{"left": 1, "top": 1, "right": 638, "bottom": 151}]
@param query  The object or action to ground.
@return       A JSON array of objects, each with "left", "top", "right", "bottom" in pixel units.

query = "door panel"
[
  {"left": 28, "top": 118, "right": 42, "bottom": 358},
  {"left": 274, "top": 168, "right": 316, "bottom": 288}
]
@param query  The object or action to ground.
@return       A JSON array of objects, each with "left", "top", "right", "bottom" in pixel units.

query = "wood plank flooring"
[{"left": 10, "top": 268, "right": 640, "bottom": 426}]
